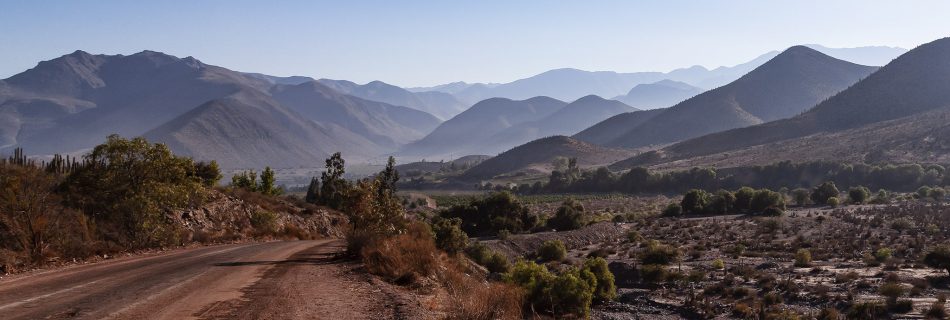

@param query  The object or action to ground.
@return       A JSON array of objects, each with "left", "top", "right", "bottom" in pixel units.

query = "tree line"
[{"left": 506, "top": 160, "right": 950, "bottom": 195}]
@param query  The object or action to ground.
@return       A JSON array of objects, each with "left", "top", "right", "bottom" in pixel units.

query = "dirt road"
[{"left": 0, "top": 240, "right": 417, "bottom": 320}]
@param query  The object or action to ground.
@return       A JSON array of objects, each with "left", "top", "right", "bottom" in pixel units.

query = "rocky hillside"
[{"left": 173, "top": 190, "right": 348, "bottom": 240}]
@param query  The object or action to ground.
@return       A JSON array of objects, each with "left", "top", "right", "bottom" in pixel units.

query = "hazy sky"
[{"left": 1, "top": 0, "right": 948, "bottom": 87}]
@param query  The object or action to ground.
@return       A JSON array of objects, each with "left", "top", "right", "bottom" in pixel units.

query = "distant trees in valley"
[{"left": 508, "top": 160, "right": 950, "bottom": 197}]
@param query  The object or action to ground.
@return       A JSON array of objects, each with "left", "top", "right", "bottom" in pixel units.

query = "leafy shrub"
[
  {"left": 626, "top": 230, "right": 642, "bottom": 243},
  {"left": 548, "top": 267, "right": 595, "bottom": 317},
  {"left": 849, "top": 186, "right": 871, "bottom": 204},
  {"left": 874, "top": 247, "right": 893, "bottom": 262},
  {"left": 792, "top": 188, "right": 811, "bottom": 206},
  {"left": 811, "top": 181, "right": 839, "bottom": 205},
  {"left": 712, "top": 258, "right": 725, "bottom": 270},
  {"left": 794, "top": 249, "right": 812, "bottom": 267},
  {"left": 918, "top": 186, "right": 933, "bottom": 199},
  {"left": 537, "top": 240, "right": 567, "bottom": 262},
  {"left": 547, "top": 199, "right": 585, "bottom": 231},
  {"left": 640, "top": 240, "right": 679, "bottom": 265},
  {"left": 486, "top": 252, "right": 510, "bottom": 273},
  {"left": 681, "top": 189, "right": 709, "bottom": 214},
  {"left": 504, "top": 259, "right": 606, "bottom": 317},
  {"left": 762, "top": 207, "right": 784, "bottom": 217},
  {"left": 704, "top": 190, "right": 736, "bottom": 215},
  {"left": 751, "top": 189, "right": 785, "bottom": 212},
  {"left": 583, "top": 257, "right": 617, "bottom": 302},
  {"left": 734, "top": 187, "right": 756, "bottom": 211},
  {"left": 344, "top": 178, "right": 407, "bottom": 255},
  {"left": 826, "top": 197, "right": 840, "bottom": 207},
  {"left": 440, "top": 192, "right": 539, "bottom": 236},
  {"left": 933, "top": 187, "right": 948, "bottom": 201},
  {"left": 431, "top": 217, "right": 469, "bottom": 255},
  {"left": 465, "top": 242, "right": 492, "bottom": 264},
  {"left": 250, "top": 210, "right": 278, "bottom": 234},
  {"left": 871, "top": 189, "right": 890, "bottom": 204},
  {"left": 662, "top": 203, "right": 682, "bottom": 216},
  {"left": 640, "top": 264, "right": 668, "bottom": 283}
]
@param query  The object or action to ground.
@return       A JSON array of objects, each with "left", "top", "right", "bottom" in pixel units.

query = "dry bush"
[
  {"left": 361, "top": 222, "right": 439, "bottom": 284},
  {"left": 441, "top": 265, "right": 524, "bottom": 320}
]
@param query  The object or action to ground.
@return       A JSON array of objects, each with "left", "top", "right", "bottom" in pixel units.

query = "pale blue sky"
[{"left": 1, "top": 0, "right": 948, "bottom": 87}]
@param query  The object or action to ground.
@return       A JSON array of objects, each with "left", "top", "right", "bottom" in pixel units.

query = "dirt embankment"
[{"left": 171, "top": 189, "right": 349, "bottom": 241}]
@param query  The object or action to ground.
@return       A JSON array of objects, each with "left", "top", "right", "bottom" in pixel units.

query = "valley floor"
[{"left": 0, "top": 240, "right": 422, "bottom": 320}]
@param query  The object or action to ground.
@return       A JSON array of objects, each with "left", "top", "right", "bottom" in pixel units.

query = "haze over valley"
[{"left": 5, "top": 2, "right": 950, "bottom": 319}]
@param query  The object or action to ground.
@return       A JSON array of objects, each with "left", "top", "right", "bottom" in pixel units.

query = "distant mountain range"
[
  {"left": 0, "top": 43, "right": 917, "bottom": 172},
  {"left": 0, "top": 50, "right": 441, "bottom": 168},
  {"left": 398, "top": 96, "right": 567, "bottom": 159},
  {"left": 317, "top": 79, "right": 467, "bottom": 120},
  {"left": 611, "top": 37, "right": 950, "bottom": 170},
  {"left": 600, "top": 46, "right": 878, "bottom": 149},
  {"left": 399, "top": 95, "right": 635, "bottom": 160},
  {"left": 611, "top": 80, "right": 703, "bottom": 109},
  {"left": 412, "top": 45, "right": 906, "bottom": 104}
]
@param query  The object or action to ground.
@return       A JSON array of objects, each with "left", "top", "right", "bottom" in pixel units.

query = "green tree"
[
  {"left": 811, "top": 181, "right": 840, "bottom": 205},
  {"left": 344, "top": 178, "right": 407, "bottom": 254},
  {"left": 704, "top": 190, "right": 736, "bottom": 215},
  {"left": 734, "top": 187, "right": 755, "bottom": 211},
  {"left": 547, "top": 199, "right": 586, "bottom": 231},
  {"left": 430, "top": 217, "right": 468, "bottom": 255},
  {"left": 377, "top": 156, "right": 399, "bottom": 197},
  {"left": 319, "top": 152, "right": 349, "bottom": 210},
  {"left": 538, "top": 240, "right": 567, "bottom": 262},
  {"left": 641, "top": 240, "right": 680, "bottom": 265},
  {"left": 662, "top": 203, "right": 682, "bottom": 216},
  {"left": 849, "top": 186, "right": 871, "bottom": 204},
  {"left": 63, "top": 135, "right": 205, "bottom": 248},
  {"left": 750, "top": 189, "right": 785, "bottom": 212},
  {"left": 680, "top": 189, "right": 709, "bottom": 214},
  {"left": 231, "top": 170, "right": 258, "bottom": 191},
  {"left": 0, "top": 165, "right": 63, "bottom": 262},
  {"left": 549, "top": 267, "right": 595, "bottom": 317},
  {"left": 582, "top": 257, "right": 617, "bottom": 302},
  {"left": 259, "top": 166, "right": 280, "bottom": 195},
  {"left": 440, "top": 191, "right": 538, "bottom": 236},
  {"left": 304, "top": 177, "right": 320, "bottom": 204},
  {"left": 792, "top": 188, "right": 810, "bottom": 206},
  {"left": 193, "top": 160, "right": 222, "bottom": 187}
]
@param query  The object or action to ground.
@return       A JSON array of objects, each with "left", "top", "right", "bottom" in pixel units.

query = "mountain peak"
[{"left": 573, "top": 94, "right": 608, "bottom": 104}]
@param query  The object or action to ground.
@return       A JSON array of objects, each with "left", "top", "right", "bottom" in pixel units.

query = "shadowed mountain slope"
[
  {"left": 604, "top": 46, "right": 877, "bottom": 148},
  {"left": 613, "top": 37, "right": 950, "bottom": 169},
  {"left": 460, "top": 136, "right": 634, "bottom": 180},
  {"left": 399, "top": 96, "right": 568, "bottom": 159}
]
